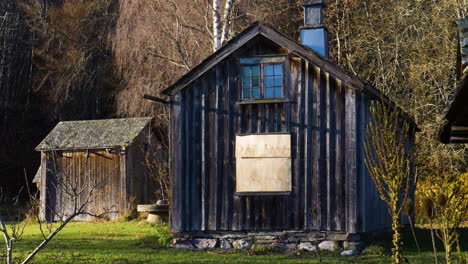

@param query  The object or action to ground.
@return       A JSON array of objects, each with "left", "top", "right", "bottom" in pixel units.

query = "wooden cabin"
[
  {"left": 35, "top": 117, "right": 154, "bottom": 221},
  {"left": 439, "top": 17, "right": 468, "bottom": 144},
  {"left": 161, "top": 1, "right": 417, "bottom": 247}
]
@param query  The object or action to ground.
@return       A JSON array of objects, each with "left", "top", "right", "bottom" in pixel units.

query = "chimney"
[{"left": 300, "top": 1, "right": 329, "bottom": 57}]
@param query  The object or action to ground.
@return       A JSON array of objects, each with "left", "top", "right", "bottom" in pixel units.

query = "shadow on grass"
[{"left": 6, "top": 223, "right": 467, "bottom": 264}]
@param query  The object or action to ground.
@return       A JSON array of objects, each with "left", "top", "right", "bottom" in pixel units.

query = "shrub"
[
  {"left": 247, "top": 245, "right": 278, "bottom": 255},
  {"left": 154, "top": 224, "right": 173, "bottom": 247},
  {"left": 363, "top": 245, "right": 388, "bottom": 256}
]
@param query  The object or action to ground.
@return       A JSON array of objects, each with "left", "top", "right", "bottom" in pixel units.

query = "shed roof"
[
  {"left": 36, "top": 117, "right": 152, "bottom": 151},
  {"left": 438, "top": 17, "right": 468, "bottom": 143},
  {"left": 439, "top": 74, "right": 468, "bottom": 143},
  {"left": 161, "top": 21, "right": 418, "bottom": 130}
]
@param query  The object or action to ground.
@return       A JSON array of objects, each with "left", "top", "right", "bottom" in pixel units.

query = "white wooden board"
[{"left": 235, "top": 134, "right": 292, "bottom": 193}]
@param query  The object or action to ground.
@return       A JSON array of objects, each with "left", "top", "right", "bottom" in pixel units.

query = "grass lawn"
[{"left": 3, "top": 221, "right": 467, "bottom": 264}]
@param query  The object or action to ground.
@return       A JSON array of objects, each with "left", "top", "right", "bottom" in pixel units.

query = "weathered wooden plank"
[
  {"left": 185, "top": 88, "right": 193, "bottom": 230},
  {"left": 297, "top": 59, "right": 306, "bottom": 229},
  {"left": 208, "top": 69, "right": 217, "bottom": 230},
  {"left": 215, "top": 64, "right": 224, "bottom": 230},
  {"left": 345, "top": 86, "right": 357, "bottom": 233},
  {"left": 336, "top": 80, "right": 346, "bottom": 231},
  {"left": 201, "top": 78, "right": 209, "bottom": 231},
  {"left": 191, "top": 81, "right": 201, "bottom": 230},
  {"left": 232, "top": 62, "right": 241, "bottom": 231},
  {"left": 304, "top": 61, "right": 313, "bottom": 230},
  {"left": 328, "top": 75, "right": 336, "bottom": 231},
  {"left": 170, "top": 92, "right": 183, "bottom": 232},
  {"left": 290, "top": 57, "right": 300, "bottom": 229},
  {"left": 225, "top": 60, "right": 236, "bottom": 230},
  {"left": 311, "top": 66, "right": 320, "bottom": 230},
  {"left": 357, "top": 91, "right": 366, "bottom": 232},
  {"left": 318, "top": 69, "right": 328, "bottom": 231}
]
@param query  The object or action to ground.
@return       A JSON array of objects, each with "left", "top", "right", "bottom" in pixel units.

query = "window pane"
[
  {"left": 275, "top": 87, "right": 282, "bottom": 97},
  {"left": 251, "top": 65, "right": 260, "bottom": 76},
  {"left": 243, "top": 77, "right": 251, "bottom": 88},
  {"left": 274, "top": 77, "right": 283, "bottom": 86},
  {"left": 252, "top": 87, "right": 260, "bottom": 98},
  {"left": 265, "top": 76, "right": 273, "bottom": 87},
  {"left": 243, "top": 88, "right": 251, "bottom": 98},
  {"left": 265, "top": 65, "right": 274, "bottom": 76},
  {"left": 252, "top": 76, "right": 260, "bottom": 87},
  {"left": 242, "top": 66, "right": 251, "bottom": 76},
  {"left": 265, "top": 87, "right": 274, "bottom": 98},
  {"left": 274, "top": 64, "right": 282, "bottom": 75}
]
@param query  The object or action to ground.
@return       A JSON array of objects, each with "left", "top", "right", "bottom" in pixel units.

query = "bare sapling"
[
  {"left": 364, "top": 100, "right": 414, "bottom": 264},
  {"left": 0, "top": 150, "right": 117, "bottom": 264}
]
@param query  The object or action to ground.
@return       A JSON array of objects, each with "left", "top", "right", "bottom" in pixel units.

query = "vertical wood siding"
[
  {"left": 46, "top": 150, "right": 122, "bottom": 221},
  {"left": 170, "top": 39, "right": 390, "bottom": 233}
]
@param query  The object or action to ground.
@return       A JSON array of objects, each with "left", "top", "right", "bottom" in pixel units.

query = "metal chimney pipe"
[{"left": 300, "top": 1, "right": 329, "bottom": 57}]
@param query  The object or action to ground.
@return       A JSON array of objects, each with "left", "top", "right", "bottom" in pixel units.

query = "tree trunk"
[
  {"left": 220, "top": 0, "right": 234, "bottom": 45},
  {"left": 212, "top": 0, "right": 221, "bottom": 51},
  {"left": 391, "top": 209, "right": 402, "bottom": 264},
  {"left": 429, "top": 221, "right": 439, "bottom": 264}
]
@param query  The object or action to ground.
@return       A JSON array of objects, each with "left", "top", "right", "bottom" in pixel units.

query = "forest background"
[{"left": 0, "top": 0, "right": 466, "bottom": 207}]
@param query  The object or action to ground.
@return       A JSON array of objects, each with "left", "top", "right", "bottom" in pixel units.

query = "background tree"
[
  {"left": 326, "top": 0, "right": 468, "bottom": 224},
  {"left": 419, "top": 172, "right": 468, "bottom": 264},
  {"left": 0, "top": 0, "right": 34, "bottom": 195},
  {"left": 364, "top": 100, "right": 414, "bottom": 264},
  {"left": 20, "top": 0, "right": 120, "bottom": 122}
]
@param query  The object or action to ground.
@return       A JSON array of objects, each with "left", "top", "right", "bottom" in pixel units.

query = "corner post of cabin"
[{"left": 170, "top": 92, "right": 183, "bottom": 232}]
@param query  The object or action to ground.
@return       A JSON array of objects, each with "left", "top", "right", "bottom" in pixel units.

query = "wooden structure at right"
[
  {"left": 162, "top": 1, "right": 418, "bottom": 246},
  {"left": 439, "top": 17, "right": 468, "bottom": 144}
]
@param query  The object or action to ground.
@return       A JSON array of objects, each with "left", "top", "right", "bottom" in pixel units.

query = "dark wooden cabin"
[
  {"left": 35, "top": 117, "right": 154, "bottom": 221},
  {"left": 439, "top": 17, "right": 468, "bottom": 144},
  {"left": 161, "top": 2, "right": 417, "bottom": 240}
]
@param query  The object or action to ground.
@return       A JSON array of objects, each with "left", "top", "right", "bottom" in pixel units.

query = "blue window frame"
[
  {"left": 264, "top": 64, "right": 283, "bottom": 98},
  {"left": 241, "top": 59, "right": 284, "bottom": 100},
  {"left": 242, "top": 65, "right": 261, "bottom": 99}
]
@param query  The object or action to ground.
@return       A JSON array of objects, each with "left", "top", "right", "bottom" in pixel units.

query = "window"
[
  {"left": 242, "top": 65, "right": 261, "bottom": 99},
  {"left": 264, "top": 64, "right": 283, "bottom": 98},
  {"left": 241, "top": 57, "right": 285, "bottom": 100},
  {"left": 235, "top": 134, "right": 292, "bottom": 194}
]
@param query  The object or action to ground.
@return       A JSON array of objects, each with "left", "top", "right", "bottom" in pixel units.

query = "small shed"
[
  {"left": 35, "top": 117, "right": 154, "bottom": 221},
  {"left": 161, "top": 1, "right": 417, "bottom": 247}
]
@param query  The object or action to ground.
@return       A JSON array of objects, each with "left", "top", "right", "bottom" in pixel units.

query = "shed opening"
[{"left": 235, "top": 134, "right": 291, "bottom": 195}]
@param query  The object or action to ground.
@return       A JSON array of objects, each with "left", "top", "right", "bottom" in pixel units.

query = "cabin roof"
[
  {"left": 161, "top": 21, "right": 418, "bottom": 130},
  {"left": 36, "top": 117, "right": 152, "bottom": 151},
  {"left": 439, "top": 74, "right": 468, "bottom": 143}
]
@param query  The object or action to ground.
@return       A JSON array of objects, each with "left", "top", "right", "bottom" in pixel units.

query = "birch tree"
[{"left": 212, "top": 0, "right": 234, "bottom": 51}]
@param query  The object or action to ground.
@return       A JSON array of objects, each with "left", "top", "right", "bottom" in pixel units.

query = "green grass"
[{"left": 2, "top": 221, "right": 467, "bottom": 264}]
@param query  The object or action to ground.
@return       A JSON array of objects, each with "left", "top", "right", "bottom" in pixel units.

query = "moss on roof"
[{"left": 36, "top": 117, "right": 152, "bottom": 151}]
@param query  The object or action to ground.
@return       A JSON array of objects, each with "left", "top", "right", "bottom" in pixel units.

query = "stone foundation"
[{"left": 171, "top": 231, "right": 365, "bottom": 253}]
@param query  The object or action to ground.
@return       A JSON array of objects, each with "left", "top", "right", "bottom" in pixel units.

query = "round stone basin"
[{"left": 137, "top": 203, "right": 169, "bottom": 224}]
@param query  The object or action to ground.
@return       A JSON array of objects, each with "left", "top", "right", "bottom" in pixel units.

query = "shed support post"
[
  {"left": 39, "top": 152, "right": 56, "bottom": 222},
  {"left": 120, "top": 147, "right": 129, "bottom": 216}
]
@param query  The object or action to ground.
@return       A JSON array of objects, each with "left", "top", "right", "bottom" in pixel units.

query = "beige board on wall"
[{"left": 235, "top": 134, "right": 292, "bottom": 193}]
